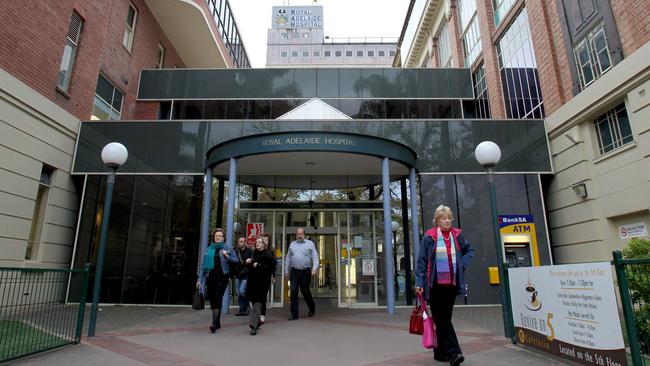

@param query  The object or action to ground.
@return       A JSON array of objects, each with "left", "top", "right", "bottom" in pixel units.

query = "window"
[
  {"left": 25, "top": 165, "right": 54, "bottom": 260},
  {"left": 497, "top": 7, "right": 544, "bottom": 119},
  {"left": 155, "top": 43, "right": 165, "bottom": 69},
  {"left": 594, "top": 103, "right": 633, "bottom": 155},
  {"left": 389, "top": 50, "right": 396, "bottom": 56},
  {"left": 292, "top": 32, "right": 300, "bottom": 38},
  {"left": 122, "top": 3, "right": 137, "bottom": 51},
  {"left": 357, "top": 51, "right": 363, "bottom": 57},
  {"left": 280, "top": 51, "right": 288, "bottom": 58},
  {"left": 313, "top": 51, "right": 320, "bottom": 57},
  {"left": 345, "top": 51, "right": 353, "bottom": 57},
  {"left": 493, "top": 0, "right": 517, "bottom": 26},
  {"left": 324, "top": 51, "right": 331, "bottom": 57},
  {"left": 302, "top": 51, "right": 309, "bottom": 57},
  {"left": 303, "top": 32, "right": 310, "bottom": 38},
  {"left": 458, "top": 0, "right": 482, "bottom": 67},
  {"left": 437, "top": 21, "right": 452, "bottom": 67},
  {"left": 473, "top": 64, "right": 491, "bottom": 118},
  {"left": 291, "top": 51, "right": 299, "bottom": 57},
  {"left": 335, "top": 51, "right": 342, "bottom": 57},
  {"left": 378, "top": 50, "right": 385, "bottom": 57},
  {"left": 281, "top": 32, "right": 288, "bottom": 39},
  {"left": 91, "top": 75, "right": 123, "bottom": 120},
  {"left": 57, "top": 11, "right": 83, "bottom": 91},
  {"left": 574, "top": 23, "right": 612, "bottom": 89},
  {"left": 368, "top": 51, "right": 374, "bottom": 57}
]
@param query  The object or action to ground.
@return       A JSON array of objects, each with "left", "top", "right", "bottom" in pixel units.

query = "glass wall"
[
  {"left": 497, "top": 7, "right": 544, "bottom": 119},
  {"left": 419, "top": 173, "right": 551, "bottom": 304},
  {"left": 171, "top": 99, "right": 463, "bottom": 120},
  {"left": 73, "top": 175, "right": 203, "bottom": 304}
]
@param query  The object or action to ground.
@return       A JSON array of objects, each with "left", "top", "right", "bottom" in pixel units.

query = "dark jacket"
[
  {"left": 234, "top": 246, "right": 254, "bottom": 279},
  {"left": 246, "top": 249, "right": 275, "bottom": 303},
  {"left": 415, "top": 227, "right": 474, "bottom": 300}
]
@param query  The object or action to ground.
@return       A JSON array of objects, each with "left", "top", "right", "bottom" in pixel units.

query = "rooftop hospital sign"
[{"left": 272, "top": 6, "right": 323, "bottom": 29}]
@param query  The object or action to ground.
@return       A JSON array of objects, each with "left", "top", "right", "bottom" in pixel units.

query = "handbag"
[
  {"left": 192, "top": 289, "right": 205, "bottom": 310},
  {"left": 417, "top": 292, "right": 437, "bottom": 349},
  {"left": 409, "top": 295, "right": 424, "bottom": 335}
]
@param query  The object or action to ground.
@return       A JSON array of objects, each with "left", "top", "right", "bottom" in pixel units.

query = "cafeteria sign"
[{"left": 509, "top": 262, "right": 626, "bottom": 366}]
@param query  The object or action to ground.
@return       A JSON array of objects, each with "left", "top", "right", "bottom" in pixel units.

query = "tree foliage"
[{"left": 622, "top": 238, "right": 650, "bottom": 351}]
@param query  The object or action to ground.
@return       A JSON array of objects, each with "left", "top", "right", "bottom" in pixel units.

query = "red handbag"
[{"left": 409, "top": 293, "right": 424, "bottom": 335}]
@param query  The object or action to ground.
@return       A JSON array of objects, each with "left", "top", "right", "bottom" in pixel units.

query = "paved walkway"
[{"left": 8, "top": 300, "right": 576, "bottom": 365}]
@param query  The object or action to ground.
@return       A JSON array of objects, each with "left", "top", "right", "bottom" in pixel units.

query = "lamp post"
[
  {"left": 474, "top": 141, "right": 512, "bottom": 339},
  {"left": 88, "top": 142, "right": 128, "bottom": 337},
  {"left": 391, "top": 220, "right": 399, "bottom": 301}
]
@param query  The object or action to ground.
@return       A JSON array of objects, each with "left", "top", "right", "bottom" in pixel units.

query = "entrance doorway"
[{"left": 238, "top": 203, "right": 383, "bottom": 308}]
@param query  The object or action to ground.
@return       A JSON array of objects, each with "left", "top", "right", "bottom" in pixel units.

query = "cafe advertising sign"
[{"left": 508, "top": 262, "right": 626, "bottom": 366}]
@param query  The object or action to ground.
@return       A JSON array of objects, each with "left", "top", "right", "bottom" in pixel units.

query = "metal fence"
[
  {"left": 612, "top": 251, "right": 650, "bottom": 366},
  {"left": 0, "top": 265, "right": 90, "bottom": 363}
]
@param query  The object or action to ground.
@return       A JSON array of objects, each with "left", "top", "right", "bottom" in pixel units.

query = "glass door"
[{"left": 338, "top": 211, "right": 378, "bottom": 307}]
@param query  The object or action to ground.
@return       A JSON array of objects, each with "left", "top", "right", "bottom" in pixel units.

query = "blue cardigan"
[
  {"left": 202, "top": 243, "right": 240, "bottom": 277},
  {"left": 415, "top": 227, "right": 474, "bottom": 300}
]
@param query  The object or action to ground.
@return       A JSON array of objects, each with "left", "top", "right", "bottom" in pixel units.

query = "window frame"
[
  {"left": 594, "top": 102, "right": 633, "bottom": 155},
  {"left": 574, "top": 23, "right": 613, "bottom": 89},
  {"left": 57, "top": 11, "right": 83, "bottom": 92},
  {"left": 123, "top": 2, "right": 138, "bottom": 52},
  {"left": 92, "top": 74, "right": 124, "bottom": 120},
  {"left": 155, "top": 43, "right": 165, "bottom": 69}
]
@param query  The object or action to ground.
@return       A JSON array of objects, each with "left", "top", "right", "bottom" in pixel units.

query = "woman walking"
[
  {"left": 197, "top": 228, "right": 239, "bottom": 333},
  {"left": 246, "top": 236, "right": 275, "bottom": 335},
  {"left": 415, "top": 205, "right": 474, "bottom": 366}
]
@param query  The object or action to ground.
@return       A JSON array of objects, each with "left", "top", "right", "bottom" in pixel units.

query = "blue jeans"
[{"left": 236, "top": 278, "right": 249, "bottom": 313}]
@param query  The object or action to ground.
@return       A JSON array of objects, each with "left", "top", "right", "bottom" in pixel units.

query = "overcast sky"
[{"left": 228, "top": 0, "right": 411, "bottom": 68}]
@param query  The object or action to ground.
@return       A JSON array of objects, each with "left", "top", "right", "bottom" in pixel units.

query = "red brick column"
[
  {"left": 475, "top": 0, "right": 506, "bottom": 118},
  {"left": 448, "top": 0, "right": 466, "bottom": 68},
  {"left": 610, "top": 0, "right": 650, "bottom": 59}
]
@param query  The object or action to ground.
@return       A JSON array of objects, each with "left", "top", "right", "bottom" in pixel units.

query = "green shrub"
[{"left": 622, "top": 238, "right": 650, "bottom": 352}]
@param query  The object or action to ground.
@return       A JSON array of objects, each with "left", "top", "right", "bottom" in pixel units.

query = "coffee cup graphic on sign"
[{"left": 524, "top": 274, "right": 542, "bottom": 311}]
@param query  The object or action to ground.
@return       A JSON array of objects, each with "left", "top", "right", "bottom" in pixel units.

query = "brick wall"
[
  {"left": 0, "top": 0, "right": 111, "bottom": 120},
  {"left": 0, "top": 0, "right": 186, "bottom": 121},
  {"left": 474, "top": 0, "right": 506, "bottom": 118},
  {"left": 99, "top": 0, "right": 185, "bottom": 120},
  {"left": 610, "top": 0, "right": 650, "bottom": 58}
]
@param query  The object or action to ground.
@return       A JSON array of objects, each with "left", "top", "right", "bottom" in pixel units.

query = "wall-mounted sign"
[
  {"left": 247, "top": 223, "right": 264, "bottom": 245},
  {"left": 362, "top": 259, "right": 374, "bottom": 276},
  {"left": 272, "top": 6, "right": 323, "bottom": 29},
  {"left": 618, "top": 222, "right": 647, "bottom": 239},
  {"left": 509, "top": 262, "right": 626, "bottom": 366}
]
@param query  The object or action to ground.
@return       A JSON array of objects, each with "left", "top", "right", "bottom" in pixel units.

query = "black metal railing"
[
  {"left": 612, "top": 251, "right": 650, "bottom": 366},
  {"left": 205, "top": 0, "right": 251, "bottom": 68},
  {"left": 0, "top": 265, "right": 90, "bottom": 362}
]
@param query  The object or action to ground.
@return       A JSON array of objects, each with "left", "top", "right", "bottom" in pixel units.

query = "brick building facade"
[
  {"left": 0, "top": 0, "right": 247, "bottom": 267},
  {"left": 398, "top": 0, "right": 650, "bottom": 263}
]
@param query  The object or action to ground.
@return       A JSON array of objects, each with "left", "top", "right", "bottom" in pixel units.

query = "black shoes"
[
  {"left": 249, "top": 325, "right": 257, "bottom": 335},
  {"left": 209, "top": 323, "right": 220, "bottom": 333},
  {"left": 434, "top": 354, "right": 449, "bottom": 362},
  {"left": 288, "top": 315, "right": 299, "bottom": 321},
  {"left": 235, "top": 311, "right": 249, "bottom": 317},
  {"left": 449, "top": 353, "right": 464, "bottom": 366},
  {"left": 308, "top": 308, "right": 315, "bottom": 317}
]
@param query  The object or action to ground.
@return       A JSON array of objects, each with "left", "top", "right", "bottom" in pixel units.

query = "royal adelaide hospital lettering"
[{"left": 261, "top": 136, "right": 357, "bottom": 147}]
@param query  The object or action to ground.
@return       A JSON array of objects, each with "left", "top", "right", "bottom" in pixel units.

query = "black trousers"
[
  {"left": 290, "top": 268, "right": 315, "bottom": 317},
  {"left": 428, "top": 285, "right": 462, "bottom": 357},
  {"left": 206, "top": 275, "right": 229, "bottom": 310}
]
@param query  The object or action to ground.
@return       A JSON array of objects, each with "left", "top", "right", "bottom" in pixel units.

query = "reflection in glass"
[
  {"left": 73, "top": 175, "right": 203, "bottom": 304},
  {"left": 497, "top": 7, "right": 544, "bottom": 119}
]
